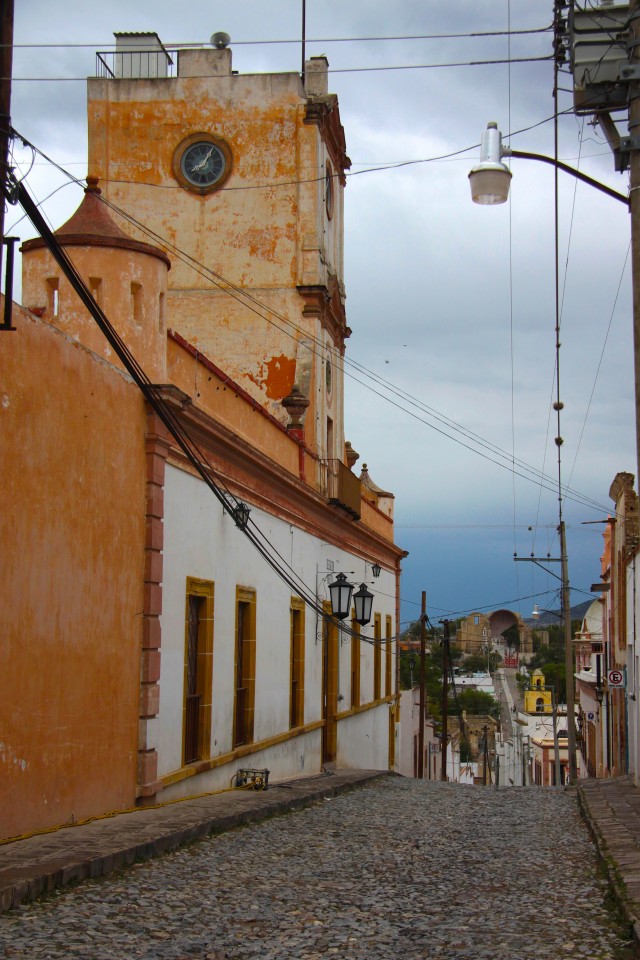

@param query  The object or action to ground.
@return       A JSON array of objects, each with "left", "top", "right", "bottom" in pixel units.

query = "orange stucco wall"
[
  {"left": 167, "top": 335, "right": 303, "bottom": 477},
  {"left": 86, "top": 58, "right": 343, "bottom": 438},
  {"left": 0, "top": 302, "right": 146, "bottom": 838},
  {"left": 21, "top": 243, "right": 169, "bottom": 383}
]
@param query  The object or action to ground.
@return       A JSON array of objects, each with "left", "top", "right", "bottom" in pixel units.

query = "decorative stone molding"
[{"left": 137, "top": 405, "right": 172, "bottom": 801}]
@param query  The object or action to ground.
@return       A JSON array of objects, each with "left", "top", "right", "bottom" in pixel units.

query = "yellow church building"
[{"left": 523, "top": 670, "right": 553, "bottom": 715}]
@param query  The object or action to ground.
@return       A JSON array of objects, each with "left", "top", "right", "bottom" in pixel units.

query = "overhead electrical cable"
[
  {"left": 9, "top": 107, "right": 601, "bottom": 206},
  {"left": 568, "top": 242, "right": 632, "bottom": 487},
  {"left": 5, "top": 175, "right": 364, "bottom": 638},
  {"left": 7, "top": 55, "right": 553, "bottom": 83},
  {"left": 11, "top": 129, "right": 612, "bottom": 516},
  {"left": 5, "top": 26, "right": 553, "bottom": 50}
]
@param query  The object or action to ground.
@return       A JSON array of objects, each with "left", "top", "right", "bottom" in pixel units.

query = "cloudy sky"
[{"left": 7, "top": 1, "right": 636, "bottom": 628}]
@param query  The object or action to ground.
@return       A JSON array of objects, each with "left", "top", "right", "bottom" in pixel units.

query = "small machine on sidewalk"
[{"left": 232, "top": 768, "right": 270, "bottom": 790}]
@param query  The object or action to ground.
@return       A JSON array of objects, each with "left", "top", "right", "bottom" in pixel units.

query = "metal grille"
[{"left": 95, "top": 49, "right": 176, "bottom": 79}]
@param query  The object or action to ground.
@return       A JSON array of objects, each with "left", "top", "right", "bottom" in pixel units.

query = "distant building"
[
  {"left": 581, "top": 472, "right": 639, "bottom": 782},
  {"left": 523, "top": 669, "right": 553, "bottom": 715},
  {"left": 530, "top": 734, "right": 569, "bottom": 786},
  {"left": 456, "top": 609, "right": 534, "bottom": 663},
  {"left": 574, "top": 599, "right": 605, "bottom": 779}
]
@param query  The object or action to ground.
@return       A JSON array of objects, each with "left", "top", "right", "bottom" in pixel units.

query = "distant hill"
[{"left": 524, "top": 599, "right": 593, "bottom": 628}]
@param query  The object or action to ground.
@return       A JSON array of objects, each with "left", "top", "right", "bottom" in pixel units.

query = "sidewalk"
[
  {"left": 577, "top": 776, "right": 640, "bottom": 954},
  {"left": 0, "top": 768, "right": 386, "bottom": 913}
]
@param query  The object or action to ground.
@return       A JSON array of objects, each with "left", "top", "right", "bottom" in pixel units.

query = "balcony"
[
  {"left": 96, "top": 45, "right": 175, "bottom": 80},
  {"left": 319, "top": 460, "right": 361, "bottom": 520}
]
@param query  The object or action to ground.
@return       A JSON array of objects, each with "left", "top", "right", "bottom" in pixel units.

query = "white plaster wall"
[
  {"left": 158, "top": 463, "right": 397, "bottom": 785},
  {"left": 161, "top": 729, "right": 325, "bottom": 802},
  {"left": 336, "top": 704, "right": 392, "bottom": 770},
  {"left": 397, "top": 687, "right": 418, "bottom": 778},
  {"left": 628, "top": 557, "right": 640, "bottom": 782}
]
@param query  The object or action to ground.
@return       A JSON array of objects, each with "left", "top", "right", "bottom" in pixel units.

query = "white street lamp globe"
[{"left": 468, "top": 122, "right": 512, "bottom": 204}]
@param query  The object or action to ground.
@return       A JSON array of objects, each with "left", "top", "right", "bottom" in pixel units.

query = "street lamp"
[
  {"left": 328, "top": 573, "right": 374, "bottom": 626},
  {"left": 328, "top": 572, "right": 353, "bottom": 621},
  {"left": 233, "top": 501, "right": 251, "bottom": 530},
  {"left": 353, "top": 582, "right": 374, "bottom": 627},
  {"left": 468, "top": 122, "right": 511, "bottom": 204},
  {"left": 466, "top": 122, "right": 632, "bottom": 785},
  {"left": 469, "top": 122, "right": 629, "bottom": 208}
]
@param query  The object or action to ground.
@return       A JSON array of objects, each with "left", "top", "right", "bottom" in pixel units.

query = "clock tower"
[{"left": 87, "top": 34, "right": 351, "bottom": 462}]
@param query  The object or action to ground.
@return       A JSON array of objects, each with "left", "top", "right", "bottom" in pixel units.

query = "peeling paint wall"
[{"left": 87, "top": 49, "right": 347, "bottom": 454}]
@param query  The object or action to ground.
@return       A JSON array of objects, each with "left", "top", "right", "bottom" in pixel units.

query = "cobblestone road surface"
[{"left": 0, "top": 778, "right": 633, "bottom": 960}]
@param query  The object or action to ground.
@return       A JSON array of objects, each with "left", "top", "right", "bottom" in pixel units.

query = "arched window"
[{"left": 536, "top": 697, "right": 544, "bottom": 713}]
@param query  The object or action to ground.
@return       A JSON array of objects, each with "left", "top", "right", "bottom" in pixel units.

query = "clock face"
[
  {"left": 173, "top": 134, "right": 233, "bottom": 194},
  {"left": 181, "top": 141, "right": 226, "bottom": 187}
]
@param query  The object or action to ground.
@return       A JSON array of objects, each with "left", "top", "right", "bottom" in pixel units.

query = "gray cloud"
[{"left": 10, "top": 0, "right": 635, "bottom": 619}]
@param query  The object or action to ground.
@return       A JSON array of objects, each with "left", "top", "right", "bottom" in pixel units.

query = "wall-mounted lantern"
[
  {"left": 234, "top": 501, "right": 251, "bottom": 530},
  {"left": 353, "top": 583, "right": 374, "bottom": 626},
  {"left": 328, "top": 572, "right": 354, "bottom": 621}
]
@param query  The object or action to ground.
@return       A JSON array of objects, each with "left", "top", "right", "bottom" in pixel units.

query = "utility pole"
[
  {"left": 560, "top": 521, "right": 577, "bottom": 783},
  {"left": 0, "top": 0, "right": 14, "bottom": 281},
  {"left": 482, "top": 724, "right": 489, "bottom": 786},
  {"left": 418, "top": 591, "right": 426, "bottom": 779},
  {"left": 630, "top": 0, "right": 640, "bottom": 481},
  {"left": 441, "top": 619, "right": 449, "bottom": 781},
  {"left": 551, "top": 684, "right": 561, "bottom": 787}
]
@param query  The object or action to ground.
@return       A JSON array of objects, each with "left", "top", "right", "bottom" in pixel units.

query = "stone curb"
[
  {"left": 576, "top": 783, "right": 640, "bottom": 958},
  {"left": 0, "top": 770, "right": 388, "bottom": 914}
]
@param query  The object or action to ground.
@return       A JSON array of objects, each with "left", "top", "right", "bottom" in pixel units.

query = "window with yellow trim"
[
  {"left": 350, "top": 615, "right": 361, "bottom": 709},
  {"left": 234, "top": 587, "right": 256, "bottom": 747},
  {"left": 183, "top": 578, "right": 214, "bottom": 765},
  {"left": 385, "top": 615, "right": 393, "bottom": 696},
  {"left": 290, "top": 598, "right": 305, "bottom": 728},
  {"left": 373, "top": 613, "right": 382, "bottom": 701}
]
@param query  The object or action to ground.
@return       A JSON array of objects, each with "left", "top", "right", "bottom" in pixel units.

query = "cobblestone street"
[{"left": 0, "top": 778, "right": 633, "bottom": 960}]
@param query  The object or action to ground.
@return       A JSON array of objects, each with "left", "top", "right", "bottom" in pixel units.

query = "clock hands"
[
  {"left": 190, "top": 146, "right": 214, "bottom": 175},
  {"left": 180, "top": 140, "right": 226, "bottom": 188}
]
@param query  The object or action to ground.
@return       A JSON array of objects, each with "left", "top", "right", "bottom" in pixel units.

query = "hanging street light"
[
  {"left": 468, "top": 122, "right": 512, "bottom": 204},
  {"left": 328, "top": 572, "right": 354, "bottom": 621},
  {"left": 234, "top": 501, "right": 251, "bottom": 530},
  {"left": 353, "top": 583, "right": 374, "bottom": 626},
  {"left": 468, "top": 122, "right": 629, "bottom": 208}
]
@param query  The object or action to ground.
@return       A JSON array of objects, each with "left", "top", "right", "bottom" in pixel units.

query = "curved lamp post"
[
  {"left": 468, "top": 122, "right": 629, "bottom": 207},
  {"left": 466, "top": 123, "right": 633, "bottom": 784}
]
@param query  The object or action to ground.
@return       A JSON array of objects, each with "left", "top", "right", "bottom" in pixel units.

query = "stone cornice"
[
  {"left": 297, "top": 276, "right": 351, "bottom": 351},
  {"left": 149, "top": 384, "right": 403, "bottom": 566},
  {"left": 304, "top": 96, "right": 351, "bottom": 185}
]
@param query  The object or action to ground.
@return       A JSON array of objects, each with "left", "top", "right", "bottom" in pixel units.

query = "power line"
[
  {"left": 10, "top": 129, "right": 614, "bottom": 517},
  {"left": 5, "top": 54, "right": 553, "bottom": 83},
  {"left": 5, "top": 27, "right": 553, "bottom": 50}
]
